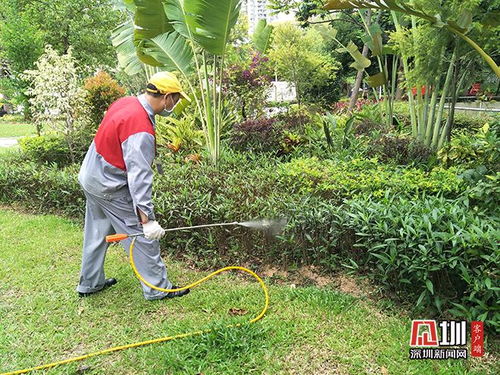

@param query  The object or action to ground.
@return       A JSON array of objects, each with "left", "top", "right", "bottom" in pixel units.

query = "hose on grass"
[{"left": 2, "top": 237, "right": 270, "bottom": 375}]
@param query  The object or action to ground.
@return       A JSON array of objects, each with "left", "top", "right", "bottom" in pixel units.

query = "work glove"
[{"left": 142, "top": 220, "right": 165, "bottom": 241}]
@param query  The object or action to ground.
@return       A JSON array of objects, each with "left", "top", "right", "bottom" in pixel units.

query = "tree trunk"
[
  {"left": 348, "top": 44, "right": 369, "bottom": 112},
  {"left": 348, "top": 9, "right": 372, "bottom": 112}
]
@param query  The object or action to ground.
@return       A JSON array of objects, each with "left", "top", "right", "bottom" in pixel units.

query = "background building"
[{"left": 242, "top": 0, "right": 294, "bottom": 34}]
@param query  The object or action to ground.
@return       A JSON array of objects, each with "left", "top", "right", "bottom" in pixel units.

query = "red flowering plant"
[
  {"left": 223, "top": 52, "right": 272, "bottom": 121},
  {"left": 332, "top": 98, "right": 378, "bottom": 115}
]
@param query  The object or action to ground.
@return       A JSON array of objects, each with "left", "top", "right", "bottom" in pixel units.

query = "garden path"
[{"left": 0, "top": 137, "right": 19, "bottom": 147}]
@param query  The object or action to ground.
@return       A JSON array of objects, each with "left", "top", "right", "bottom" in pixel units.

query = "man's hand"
[{"left": 142, "top": 221, "right": 165, "bottom": 240}]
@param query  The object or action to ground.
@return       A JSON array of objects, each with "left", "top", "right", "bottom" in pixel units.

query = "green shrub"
[
  {"left": 229, "top": 113, "right": 310, "bottom": 155},
  {"left": 466, "top": 172, "right": 500, "bottom": 216},
  {"left": 290, "top": 113, "right": 368, "bottom": 161},
  {"left": 366, "top": 133, "right": 433, "bottom": 165},
  {"left": 0, "top": 155, "right": 84, "bottom": 218},
  {"left": 0, "top": 114, "right": 24, "bottom": 123},
  {"left": 156, "top": 112, "right": 205, "bottom": 160},
  {"left": 278, "top": 157, "right": 463, "bottom": 202},
  {"left": 340, "top": 193, "right": 499, "bottom": 331},
  {"left": 19, "top": 134, "right": 72, "bottom": 166},
  {"left": 82, "top": 70, "right": 126, "bottom": 127},
  {"left": 438, "top": 122, "right": 499, "bottom": 171}
]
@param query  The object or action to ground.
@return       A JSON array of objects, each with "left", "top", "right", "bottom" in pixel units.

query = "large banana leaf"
[
  {"left": 324, "top": 0, "right": 500, "bottom": 77},
  {"left": 361, "top": 23, "right": 383, "bottom": 56},
  {"left": 143, "top": 32, "right": 193, "bottom": 78},
  {"left": 366, "top": 71, "right": 387, "bottom": 87},
  {"left": 164, "top": 0, "right": 197, "bottom": 39},
  {"left": 111, "top": 20, "right": 144, "bottom": 75},
  {"left": 188, "top": 0, "right": 243, "bottom": 55},
  {"left": 134, "top": 0, "right": 174, "bottom": 66},
  {"left": 253, "top": 19, "right": 274, "bottom": 54}
]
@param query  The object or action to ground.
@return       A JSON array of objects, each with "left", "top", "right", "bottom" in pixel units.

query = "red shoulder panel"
[{"left": 94, "top": 97, "right": 155, "bottom": 170}]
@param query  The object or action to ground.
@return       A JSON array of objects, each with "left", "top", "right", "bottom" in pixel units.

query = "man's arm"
[{"left": 121, "top": 132, "right": 156, "bottom": 223}]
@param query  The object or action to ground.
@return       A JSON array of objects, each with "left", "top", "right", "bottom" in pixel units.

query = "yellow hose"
[{"left": 2, "top": 238, "right": 270, "bottom": 375}]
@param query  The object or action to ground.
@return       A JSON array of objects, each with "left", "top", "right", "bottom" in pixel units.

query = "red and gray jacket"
[{"left": 78, "top": 95, "right": 158, "bottom": 220}]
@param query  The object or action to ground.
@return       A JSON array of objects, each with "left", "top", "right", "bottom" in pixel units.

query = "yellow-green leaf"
[
  {"left": 366, "top": 72, "right": 386, "bottom": 87},
  {"left": 345, "top": 41, "right": 371, "bottom": 71}
]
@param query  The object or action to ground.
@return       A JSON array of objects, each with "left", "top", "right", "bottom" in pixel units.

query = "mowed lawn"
[
  {"left": 0, "top": 208, "right": 496, "bottom": 374},
  {"left": 0, "top": 120, "right": 36, "bottom": 138}
]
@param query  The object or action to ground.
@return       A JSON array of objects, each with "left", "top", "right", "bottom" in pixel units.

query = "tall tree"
[{"left": 268, "top": 23, "right": 339, "bottom": 105}]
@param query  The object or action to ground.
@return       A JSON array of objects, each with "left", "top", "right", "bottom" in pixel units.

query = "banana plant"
[
  {"left": 324, "top": 0, "right": 500, "bottom": 78},
  {"left": 331, "top": 12, "right": 399, "bottom": 129},
  {"left": 112, "top": 0, "right": 243, "bottom": 165}
]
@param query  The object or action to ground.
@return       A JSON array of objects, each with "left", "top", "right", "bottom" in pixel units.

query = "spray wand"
[{"left": 105, "top": 218, "right": 288, "bottom": 243}]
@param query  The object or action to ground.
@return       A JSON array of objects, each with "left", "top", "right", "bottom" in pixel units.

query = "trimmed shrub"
[
  {"left": 0, "top": 155, "right": 84, "bottom": 218},
  {"left": 278, "top": 157, "right": 463, "bottom": 202},
  {"left": 19, "top": 134, "right": 71, "bottom": 166},
  {"left": 393, "top": 101, "right": 497, "bottom": 133}
]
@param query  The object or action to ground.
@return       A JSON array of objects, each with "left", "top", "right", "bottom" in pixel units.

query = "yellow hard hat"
[{"left": 147, "top": 71, "right": 190, "bottom": 101}]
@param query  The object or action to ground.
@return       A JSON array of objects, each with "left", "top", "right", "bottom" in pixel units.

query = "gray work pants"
[{"left": 76, "top": 190, "right": 172, "bottom": 300}]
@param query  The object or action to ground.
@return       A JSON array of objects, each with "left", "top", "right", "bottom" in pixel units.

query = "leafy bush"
[
  {"left": 353, "top": 118, "right": 388, "bottom": 137},
  {"left": 438, "top": 123, "right": 499, "bottom": 171},
  {"left": 367, "top": 134, "right": 433, "bottom": 165},
  {"left": 341, "top": 193, "right": 499, "bottom": 331},
  {"left": 223, "top": 52, "right": 272, "bottom": 120},
  {"left": 82, "top": 70, "right": 126, "bottom": 127},
  {"left": 19, "top": 134, "right": 72, "bottom": 166},
  {"left": 230, "top": 113, "right": 310, "bottom": 155},
  {"left": 0, "top": 154, "right": 84, "bottom": 218},
  {"left": 230, "top": 117, "right": 279, "bottom": 153},
  {"left": 279, "top": 157, "right": 463, "bottom": 202},
  {"left": 466, "top": 172, "right": 500, "bottom": 216},
  {"left": 156, "top": 112, "right": 205, "bottom": 159}
]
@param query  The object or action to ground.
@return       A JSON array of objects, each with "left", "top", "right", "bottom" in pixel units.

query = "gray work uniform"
[{"left": 76, "top": 94, "right": 172, "bottom": 300}]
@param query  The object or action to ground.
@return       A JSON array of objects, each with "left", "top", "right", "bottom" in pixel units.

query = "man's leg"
[
  {"left": 91, "top": 194, "right": 173, "bottom": 300},
  {"left": 76, "top": 191, "right": 115, "bottom": 294}
]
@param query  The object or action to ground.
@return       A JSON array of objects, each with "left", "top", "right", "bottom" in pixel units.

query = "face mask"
[
  {"left": 158, "top": 94, "right": 178, "bottom": 117},
  {"left": 158, "top": 107, "right": 173, "bottom": 117}
]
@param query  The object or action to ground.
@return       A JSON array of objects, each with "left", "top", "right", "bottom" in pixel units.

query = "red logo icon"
[{"left": 410, "top": 320, "right": 439, "bottom": 347}]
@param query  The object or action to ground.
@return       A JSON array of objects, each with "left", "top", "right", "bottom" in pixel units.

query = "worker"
[{"left": 76, "top": 71, "right": 191, "bottom": 300}]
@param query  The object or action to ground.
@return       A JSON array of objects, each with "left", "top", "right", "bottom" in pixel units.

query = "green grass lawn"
[
  {"left": 0, "top": 120, "right": 36, "bottom": 137},
  {"left": 0, "top": 146, "right": 19, "bottom": 155},
  {"left": 0, "top": 208, "right": 496, "bottom": 374}
]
